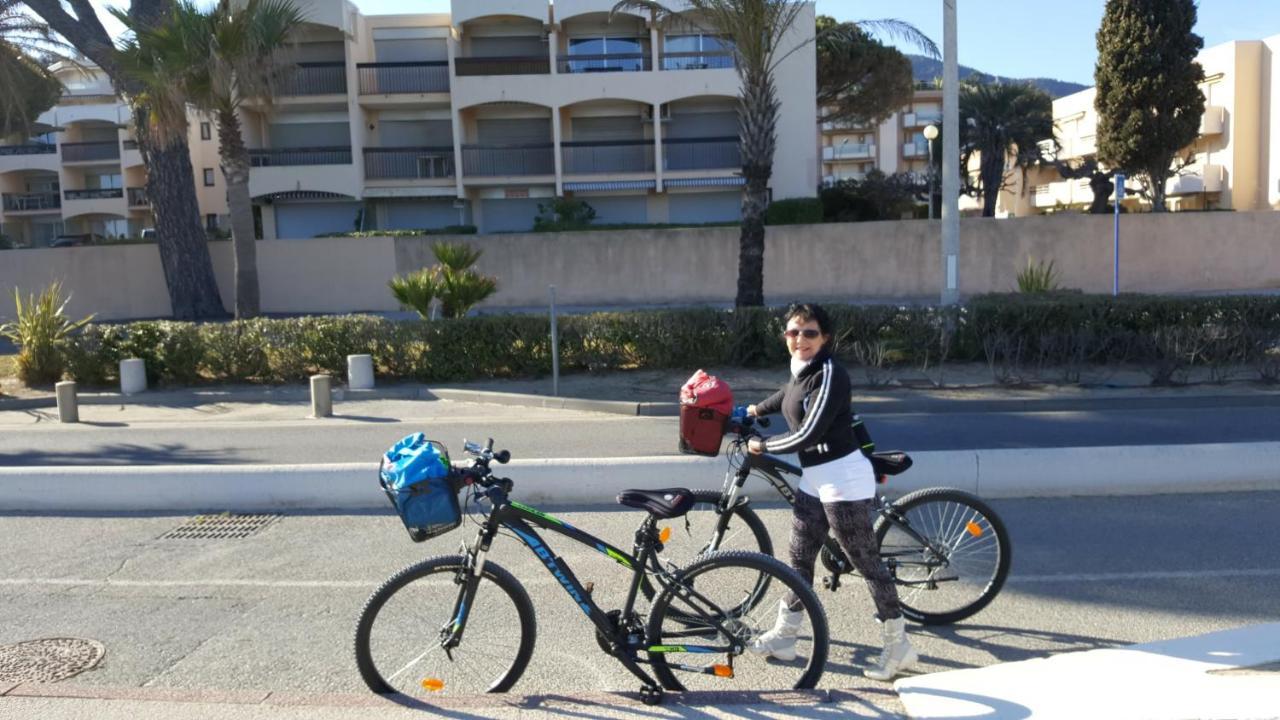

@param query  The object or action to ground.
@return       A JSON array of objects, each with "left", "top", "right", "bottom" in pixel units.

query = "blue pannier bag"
[{"left": 379, "top": 433, "right": 461, "bottom": 542}]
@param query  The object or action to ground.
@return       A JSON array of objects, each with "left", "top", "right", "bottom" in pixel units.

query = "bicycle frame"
[{"left": 448, "top": 486, "right": 748, "bottom": 689}]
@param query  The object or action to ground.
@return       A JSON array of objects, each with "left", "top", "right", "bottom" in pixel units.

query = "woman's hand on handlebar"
[{"left": 746, "top": 438, "right": 765, "bottom": 455}]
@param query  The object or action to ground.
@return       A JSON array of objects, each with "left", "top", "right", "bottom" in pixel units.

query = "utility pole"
[{"left": 940, "top": 0, "right": 960, "bottom": 306}]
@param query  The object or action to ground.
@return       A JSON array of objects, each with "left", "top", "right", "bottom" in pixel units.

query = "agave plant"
[
  {"left": 1015, "top": 257, "right": 1061, "bottom": 294},
  {"left": 0, "top": 281, "right": 95, "bottom": 385}
]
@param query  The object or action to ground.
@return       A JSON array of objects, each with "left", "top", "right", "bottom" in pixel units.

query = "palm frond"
[{"left": 855, "top": 18, "right": 939, "bottom": 59}]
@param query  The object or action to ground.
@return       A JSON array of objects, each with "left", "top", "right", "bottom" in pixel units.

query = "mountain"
[{"left": 906, "top": 55, "right": 1088, "bottom": 99}]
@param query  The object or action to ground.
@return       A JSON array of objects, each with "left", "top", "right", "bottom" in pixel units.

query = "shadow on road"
[
  {"left": 910, "top": 622, "right": 1124, "bottom": 669},
  {"left": 0, "top": 443, "right": 243, "bottom": 465}
]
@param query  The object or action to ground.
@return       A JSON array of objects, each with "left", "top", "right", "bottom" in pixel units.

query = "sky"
[{"left": 88, "top": 0, "right": 1280, "bottom": 87}]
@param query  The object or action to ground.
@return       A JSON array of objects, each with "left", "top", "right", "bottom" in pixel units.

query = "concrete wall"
[{"left": 4, "top": 212, "right": 1280, "bottom": 322}]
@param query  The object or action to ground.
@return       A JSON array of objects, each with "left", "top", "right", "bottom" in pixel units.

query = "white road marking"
[{"left": 1010, "top": 567, "right": 1280, "bottom": 583}]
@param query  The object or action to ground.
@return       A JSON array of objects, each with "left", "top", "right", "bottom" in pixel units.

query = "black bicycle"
[
  {"left": 354, "top": 438, "right": 830, "bottom": 705},
  {"left": 648, "top": 414, "right": 1011, "bottom": 626}
]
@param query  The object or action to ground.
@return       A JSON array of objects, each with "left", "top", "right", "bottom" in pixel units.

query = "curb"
[
  {"left": 6, "top": 385, "right": 1280, "bottom": 417},
  {"left": 3, "top": 443, "right": 1278, "bottom": 512}
]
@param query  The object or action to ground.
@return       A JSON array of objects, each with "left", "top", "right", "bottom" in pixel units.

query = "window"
[
  {"left": 566, "top": 37, "right": 647, "bottom": 72},
  {"left": 664, "top": 34, "right": 734, "bottom": 69},
  {"left": 203, "top": 168, "right": 215, "bottom": 186},
  {"left": 200, "top": 122, "right": 212, "bottom": 140},
  {"left": 205, "top": 214, "right": 219, "bottom": 230},
  {"left": 86, "top": 173, "right": 122, "bottom": 190}
]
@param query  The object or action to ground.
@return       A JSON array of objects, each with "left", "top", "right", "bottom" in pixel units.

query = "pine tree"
[{"left": 1094, "top": 0, "right": 1205, "bottom": 212}]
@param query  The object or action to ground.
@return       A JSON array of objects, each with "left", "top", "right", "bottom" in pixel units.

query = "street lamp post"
[
  {"left": 923, "top": 124, "right": 939, "bottom": 220},
  {"left": 940, "top": 0, "right": 960, "bottom": 306}
]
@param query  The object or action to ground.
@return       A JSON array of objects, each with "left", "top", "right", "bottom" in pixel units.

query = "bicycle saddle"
[{"left": 616, "top": 488, "right": 696, "bottom": 519}]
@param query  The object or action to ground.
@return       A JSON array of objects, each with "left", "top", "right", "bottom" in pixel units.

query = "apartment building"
[
  {"left": 982, "top": 34, "right": 1280, "bottom": 217},
  {"left": 0, "top": 64, "right": 228, "bottom": 247},
  {"left": 244, "top": 0, "right": 817, "bottom": 238},
  {"left": 819, "top": 84, "right": 941, "bottom": 189}
]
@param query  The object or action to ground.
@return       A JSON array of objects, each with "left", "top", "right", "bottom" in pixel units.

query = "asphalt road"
[
  {"left": 1, "top": 400, "right": 1278, "bottom": 465},
  {"left": 2, "top": 491, "right": 1279, "bottom": 711}
]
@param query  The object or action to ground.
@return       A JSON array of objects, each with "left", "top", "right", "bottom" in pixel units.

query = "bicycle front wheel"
[
  {"left": 646, "top": 550, "right": 829, "bottom": 692},
  {"left": 875, "top": 488, "right": 1011, "bottom": 625},
  {"left": 354, "top": 555, "right": 536, "bottom": 696}
]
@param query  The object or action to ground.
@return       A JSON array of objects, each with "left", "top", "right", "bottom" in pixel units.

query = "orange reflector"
[
  {"left": 421, "top": 678, "right": 445, "bottom": 692},
  {"left": 965, "top": 520, "right": 983, "bottom": 537},
  {"left": 712, "top": 664, "right": 734, "bottom": 678},
  {"left": 659, "top": 527, "right": 672, "bottom": 544}
]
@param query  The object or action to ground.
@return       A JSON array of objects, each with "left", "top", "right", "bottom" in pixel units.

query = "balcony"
[
  {"left": 61, "top": 141, "right": 120, "bottom": 163},
  {"left": 902, "top": 141, "right": 928, "bottom": 158},
  {"left": 454, "top": 56, "right": 550, "bottom": 77},
  {"left": 249, "top": 147, "right": 353, "bottom": 167},
  {"left": 661, "top": 51, "right": 735, "bottom": 71},
  {"left": 65, "top": 188, "right": 124, "bottom": 200},
  {"left": 127, "top": 187, "right": 148, "bottom": 207},
  {"left": 461, "top": 143, "right": 555, "bottom": 177},
  {"left": 820, "top": 118, "right": 872, "bottom": 132},
  {"left": 663, "top": 137, "right": 741, "bottom": 171},
  {"left": 0, "top": 144, "right": 56, "bottom": 156},
  {"left": 1199, "top": 105, "right": 1225, "bottom": 136},
  {"left": 822, "top": 173, "right": 865, "bottom": 185},
  {"left": 2, "top": 192, "right": 61, "bottom": 212},
  {"left": 903, "top": 111, "right": 942, "bottom": 127},
  {"left": 278, "top": 62, "right": 347, "bottom": 96},
  {"left": 357, "top": 62, "right": 450, "bottom": 94},
  {"left": 561, "top": 140, "right": 655, "bottom": 174},
  {"left": 557, "top": 53, "right": 651, "bottom": 74},
  {"left": 1166, "top": 164, "right": 1223, "bottom": 196},
  {"left": 363, "top": 147, "right": 456, "bottom": 180},
  {"left": 822, "top": 143, "right": 876, "bottom": 161}
]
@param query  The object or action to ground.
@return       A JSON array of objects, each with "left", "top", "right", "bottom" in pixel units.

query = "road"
[
  {"left": 1, "top": 399, "right": 1278, "bottom": 465},
  {"left": 2, "top": 491, "right": 1278, "bottom": 712}
]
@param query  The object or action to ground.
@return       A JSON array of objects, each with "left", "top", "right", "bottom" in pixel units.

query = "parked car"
[{"left": 50, "top": 233, "right": 104, "bottom": 248}]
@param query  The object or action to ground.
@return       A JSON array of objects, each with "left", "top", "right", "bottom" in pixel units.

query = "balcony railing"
[
  {"left": 357, "top": 62, "right": 450, "bottom": 94},
  {"left": 663, "top": 136, "right": 741, "bottom": 171},
  {"left": 562, "top": 139, "right": 655, "bottom": 174},
  {"left": 127, "top": 187, "right": 148, "bottom": 206},
  {"left": 0, "top": 144, "right": 56, "bottom": 156},
  {"left": 249, "top": 146, "right": 353, "bottom": 167},
  {"left": 364, "top": 147, "right": 456, "bottom": 179},
  {"left": 64, "top": 188, "right": 124, "bottom": 200},
  {"left": 454, "top": 56, "right": 550, "bottom": 76},
  {"left": 660, "top": 51, "right": 735, "bottom": 71},
  {"left": 2, "top": 192, "right": 61, "bottom": 211},
  {"left": 557, "top": 53, "right": 651, "bottom": 74},
  {"left": 61, "top": 141, "right": 121, "bottom": 163},
  {"left": 123, "top": 140, "right": 139, "bottom": 150},
  {"left": 461, "top": 143, "right": 555, "bottom": 176},
  {"left": 278, "top": 62, "right": 348, "bottom": 96}
]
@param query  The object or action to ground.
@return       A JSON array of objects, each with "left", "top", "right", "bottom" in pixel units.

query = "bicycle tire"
[
  {"left": 646, "top": 549, "right": 829, "bottom": 692},
  {"left": 874, "top": 487, "right": 1011, "bottom": 625},
  {"left": 354, "top": 555, "right": 537, "bottom": 695},
  {"left": 640, "top": 490, "right": 774, "bottom": 615}
]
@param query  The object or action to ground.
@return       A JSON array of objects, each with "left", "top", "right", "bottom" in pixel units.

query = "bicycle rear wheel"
[
  {"left": 875, "top": 488, "right": 1011, "bottom": 625},
  {"left": 646, "top": 550, "right": 828, "bottom": 692},
  {"left": 354, "top": 555, "right": 536, "bottom": 696}
]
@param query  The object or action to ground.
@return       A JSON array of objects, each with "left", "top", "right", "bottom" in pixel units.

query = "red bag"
[{"left": 678, "top": 370, "right": 733, "bottom": 457}]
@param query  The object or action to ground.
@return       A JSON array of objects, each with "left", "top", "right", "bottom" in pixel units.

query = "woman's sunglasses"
[{"left": 782, "top": 328, "right": 822, "bottom": 339}]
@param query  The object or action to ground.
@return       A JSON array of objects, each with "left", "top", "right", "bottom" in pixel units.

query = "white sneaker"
[
  {"left": 864, "top": 616, "right": 918, "bottom": 681},
  {"left": 749, "top": 599, "right": 803, "bottom": 661}
]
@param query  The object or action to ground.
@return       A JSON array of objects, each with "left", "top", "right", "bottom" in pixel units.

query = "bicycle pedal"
[{"left": 638, "top": 684, "right": 664, "bottom": 706}]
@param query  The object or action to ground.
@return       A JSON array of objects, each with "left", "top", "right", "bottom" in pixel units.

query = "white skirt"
[{"left": 797, "top": 451, "right": 877, "bottom": 503}]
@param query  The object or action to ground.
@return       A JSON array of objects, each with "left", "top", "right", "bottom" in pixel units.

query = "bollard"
[
  {"left": 310, "top": 374, "right": 333, "bottom": 418},
  {"left": 119, "top": 358, "right": 147, "bottom": 395},
  {"left": 55, "top": 381, "right": 79, "bottom": 423},
  {"left": 347, "top": 354, "right": 374, "bottom": 391}
]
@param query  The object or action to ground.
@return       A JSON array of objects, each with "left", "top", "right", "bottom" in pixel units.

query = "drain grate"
[
  {"left": 0, "top": 638, "right": 105, "bottom": 683},
  {"left": 159, "top": 513, "right": 283, "bottom": 540}
]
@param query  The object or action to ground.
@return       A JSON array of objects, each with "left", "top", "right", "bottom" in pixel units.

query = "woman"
[{"left": 745, "top": 303, "right": 917, "bottom": 681}]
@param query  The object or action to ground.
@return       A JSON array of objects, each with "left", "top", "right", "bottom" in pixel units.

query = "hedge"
[{"left": 51, "top": 294, "right": 1280, "bottom": 388}]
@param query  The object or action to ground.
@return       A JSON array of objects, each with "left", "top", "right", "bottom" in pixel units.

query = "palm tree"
[
  {"left": 115, "top": 0, "right": 304, "bottom": 319},
  {"left": 959, "top": 81, "right": 1053, "bottom": 217},
  {"left": 615, "top": 2, "right": 933, "bottom": 306},
  {"left": 0, "top": 0, "right": 73, "bottom": 139}
]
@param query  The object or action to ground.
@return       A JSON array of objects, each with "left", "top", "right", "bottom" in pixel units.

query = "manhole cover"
[
  {"left": 159, "top": 513, "right": 283, "bottom": 540},
  {"left": 0, "top": 638, "right": 105, "bottom": 683}
]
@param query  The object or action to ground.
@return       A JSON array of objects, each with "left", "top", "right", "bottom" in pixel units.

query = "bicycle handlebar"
[{"left": 726, "top": 405, "right": 770, "bottom": 440}]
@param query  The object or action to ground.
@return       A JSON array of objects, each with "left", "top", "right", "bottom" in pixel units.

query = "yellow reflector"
[
  {"left": 659, "top": 527, "right": 672, "bottom": 544},
  {"left": 421, "top": 678, "right": 445, "bottom": 692},
  {"left": 965, "top": 520, "right": 983, "bottom": 537},
  {"left": 712, "top": 664, "right": 734, "bottom": 678}
]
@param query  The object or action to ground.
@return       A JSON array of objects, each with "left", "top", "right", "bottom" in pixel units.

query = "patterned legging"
[{"left": 784, "top": 490, "right": 901, "bottom": 620}]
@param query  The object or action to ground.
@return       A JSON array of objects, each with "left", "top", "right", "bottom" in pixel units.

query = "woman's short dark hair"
[{"left": 785, "top": 303, "right": 834, "bottom": 339}]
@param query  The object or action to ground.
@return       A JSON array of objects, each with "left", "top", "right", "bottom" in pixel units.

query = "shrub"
[
  {"left": 318, "top": 226, "right": 477, "bottom": 238},
  {"left": 0, "top": 282, "right": 94, "bottom": 385},
  {"left": 1016, "top": 257, "right": 1061, "bottom": 293},
  {"left": 0, "top": 234, "right": 14, "bottom": 250},
  {"left": 389, "top": 267, "right": 442, "bottom": 319},
  {"left": 766, "top": 198, "right": 824, "bottom": 225},
  {"left": 533, "top": 198, "right": 596, "bottom": 232},
  {"left": 432, "top": 242, "right": 498, "bottom": 319},
  {"left": 62, "top": 324, "right": 125, "bottom": 386}
]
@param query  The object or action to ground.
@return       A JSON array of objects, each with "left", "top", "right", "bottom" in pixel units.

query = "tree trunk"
[
  {"left": 1147, "top": 167, "right": 1169, "bottom": 212},
  {"left": 217, "top": 108, "right": 260, "bottom": 318},
  {"left": 1087, "top": 172, "right": 1114, "bottom": 214},
  {"left": 980, "top": 152, "right": 1003, "bottom": 217},
  {"left": 736, "top": 68, "right": 779, "bottom": 308},
  {"left": 136, "top": 116, "right": 227, "bottom": 319}
]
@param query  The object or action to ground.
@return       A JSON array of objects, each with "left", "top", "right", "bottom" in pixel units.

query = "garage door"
[
  {"left": 383, "top": 199, "right": 462, "bottom": 230},
  {"left": 479, "top": 198, "right": 544, "bottom": 233},
  {"left": 275, "top": 202, "right": 364, "bottom": 239},
  {"left": 668, "top": 191, "right": 742, "bottom": 224}
]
